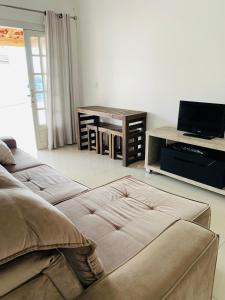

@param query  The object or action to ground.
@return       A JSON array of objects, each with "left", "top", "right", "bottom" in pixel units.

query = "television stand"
[
  {"left": 183, "top": 133, "right": 215, "bottom": 140},
  {"left": 145, "top": 126, "right": 225, "bottom": 196}
]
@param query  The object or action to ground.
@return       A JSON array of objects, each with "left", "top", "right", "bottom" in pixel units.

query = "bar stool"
[
  {"left": 98, "top": 123, "right": 123, "bottom": 159},
  {"left": 87, "top": 124, "right": 99, "bottom": 153},
  {"left": 110, "top": 125, "right": 123, "bottom": 160},
  {"left": 98, "top": 126, "right": 112, "bottom": 157},
  {"left": 111, "top": 133, "right": 123, "bottom": 160}
]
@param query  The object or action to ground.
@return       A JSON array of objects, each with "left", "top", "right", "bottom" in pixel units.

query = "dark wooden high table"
[{"left": 76, "top": 106, "right": 147, "bottom": 167}]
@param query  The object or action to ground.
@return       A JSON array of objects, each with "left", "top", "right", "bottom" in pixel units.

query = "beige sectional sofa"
[{"left": 0, "top": 138, "right": 219, "bottom": 300}]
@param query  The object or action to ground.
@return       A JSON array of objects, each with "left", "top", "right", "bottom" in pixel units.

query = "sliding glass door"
[{"left": 24, "top": 30, "right": 48, "bottom": 150}]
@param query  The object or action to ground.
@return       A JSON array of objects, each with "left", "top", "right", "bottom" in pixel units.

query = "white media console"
[{"left": 145, "top": 126, "right": 225, "bottom": 196}]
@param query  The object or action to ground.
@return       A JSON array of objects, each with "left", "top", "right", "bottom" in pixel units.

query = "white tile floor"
[{"left": 37, "top": 145, "right": 225, "bottom": 300}]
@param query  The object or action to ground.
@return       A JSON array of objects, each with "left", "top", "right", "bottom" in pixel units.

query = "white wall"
[{"left": 77, "top": 0, "right": 225, "bottom": 129}]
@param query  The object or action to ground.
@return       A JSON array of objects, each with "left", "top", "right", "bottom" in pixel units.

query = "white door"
[{"left": 24, "top": 30, "right": 48, "bottom": 150}]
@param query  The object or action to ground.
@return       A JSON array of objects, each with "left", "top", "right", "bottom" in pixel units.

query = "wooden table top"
[{"left": 77, "top": 106, "right": 146, "bottom": 120}]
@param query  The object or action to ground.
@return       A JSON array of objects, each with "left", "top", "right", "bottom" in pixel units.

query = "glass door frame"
[
  {"left": 24, "top": 29, "right": 48, "bottom": 150},
  {"left": 0, "top": 19, "right": 47, "bottom": 150}
]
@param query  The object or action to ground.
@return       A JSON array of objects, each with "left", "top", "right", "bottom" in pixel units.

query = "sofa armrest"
[
  {"left": 78, "top": 221, "right": 218, "bottom": 300},
  {"left": 0, "top": 137, "right": 17, "bottom": 149}
]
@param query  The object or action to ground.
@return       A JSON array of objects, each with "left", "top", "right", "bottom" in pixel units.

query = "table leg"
[
  {"left": 96, "top": 129, "right": 99, "bottom": 154},
  {"left": 76, "top": 112, "right": 82, "bottom": 150},
  {"left": 87, "top": 129, "right": 91, "bottom": 151}
]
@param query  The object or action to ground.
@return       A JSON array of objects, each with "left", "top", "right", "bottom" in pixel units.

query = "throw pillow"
[{"left": 0, "top": 178, "right": 104, "bottom": 286}]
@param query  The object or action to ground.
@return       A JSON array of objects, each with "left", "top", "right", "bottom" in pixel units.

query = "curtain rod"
[{"left": 0, "top": 3, "right": 77, "bottom": 20}]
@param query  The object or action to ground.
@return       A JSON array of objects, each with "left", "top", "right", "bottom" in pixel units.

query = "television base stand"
[
  {"left": 183, "top": 133, "right": 215, "bottom": 140},
  {"left": 145, "top": 127, "right": 225, "bottom": 196}
]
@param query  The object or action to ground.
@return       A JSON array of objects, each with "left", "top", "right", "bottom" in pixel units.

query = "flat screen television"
[{"left": 177, "top": 100, "right": 225, "bottom": 139}]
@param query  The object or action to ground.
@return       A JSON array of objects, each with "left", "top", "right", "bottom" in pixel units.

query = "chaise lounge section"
[
  {"left": 2, "top": 137, "right": 88, "bottom": 205},
  {"left": 0, "top": 138, "right": 219, "bottom": 300}
]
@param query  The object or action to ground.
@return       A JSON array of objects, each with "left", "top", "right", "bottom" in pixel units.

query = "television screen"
[{"left": 177, "top": 101, "right": 225, "bottom": 138}]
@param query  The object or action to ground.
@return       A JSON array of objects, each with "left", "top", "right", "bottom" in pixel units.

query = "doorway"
[
  {"left": 0, "top": 26, "right": 48, "bottom": 154},
  {"left": 24, "top": 30, "right": 48, "bottom": 150}
]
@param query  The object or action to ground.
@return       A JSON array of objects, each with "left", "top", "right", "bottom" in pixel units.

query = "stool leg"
[
  {"left": 112, "top": 135, "right": 115, "bottom": 159},
  {"left": 109, "top": 134, "right": 112, "bottom": 158},
  {"left": 99, "top": 132, "right": 104, "bottom": 155},
  {"left": 88, "top": 129, "right": 91, "bottom": 151},
  {"left": 96, "top": 129, "right": 99, "bottom": 154},
  {"left": 120, "top": 137, "right": 123, "bottom": 158}
]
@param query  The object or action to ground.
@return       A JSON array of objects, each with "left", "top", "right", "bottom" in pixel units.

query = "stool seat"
[
  {"left": 98, "top": 122, "right": 123, "bottom": 137},
  {"left": 87, "top": 124, "right": 98, "bottom": 131}
]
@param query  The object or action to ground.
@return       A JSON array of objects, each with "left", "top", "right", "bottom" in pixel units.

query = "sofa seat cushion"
[
  {"left": 4, "top": 148, "right": 42, "bottom": 173},
  {"left": 57, "top": 176, "right": 210, "bottom": 274},
  {"left": 13, "top": 165, "right": 88, "bottom": 205}
]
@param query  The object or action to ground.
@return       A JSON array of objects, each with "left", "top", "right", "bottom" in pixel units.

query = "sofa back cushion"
[
  {"left": 0, "top": 139, "right": 15, "bottom": 165},
  {"left": 0, "top": 137, "right": 17, "bottom": 149},
  {"left": 0, "top": 168, "right": 104, "bottom": 286}
]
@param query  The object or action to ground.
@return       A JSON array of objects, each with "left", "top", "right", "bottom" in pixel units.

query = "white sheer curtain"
[{"left": 45, "top": 11, "right": 76, "bottom": 150}]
